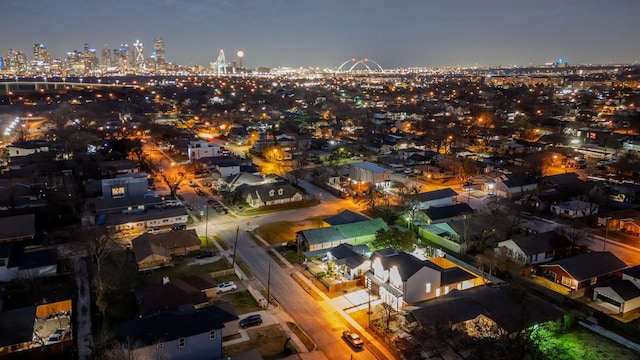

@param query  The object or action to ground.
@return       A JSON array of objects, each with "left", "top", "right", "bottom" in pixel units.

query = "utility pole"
[
  {"left": 266, "top": 260, "right": 271, "bottom": 310},
  {"left": 604, "top": 217, "right": 610, "bottom": 251},
  {"left": 204, "top": 205, "right": 209, "bottom": 247},
  {"left": 232, "top": 226, "right": 239, "bottom": 266}
]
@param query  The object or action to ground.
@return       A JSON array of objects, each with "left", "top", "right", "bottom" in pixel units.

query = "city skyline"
[{"left": 1, "top": 0, "right": 639, "bottom": 69}]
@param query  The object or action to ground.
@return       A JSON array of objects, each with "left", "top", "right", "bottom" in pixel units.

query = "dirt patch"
[{"left": 255, "top": 216, "right": 327, "bottom": 245}]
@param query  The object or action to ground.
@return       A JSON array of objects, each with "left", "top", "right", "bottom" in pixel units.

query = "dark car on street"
[
  {"left": 196, "top": 250, "right": 216, "bottom": 259},
  {"left": 239, "top": 314, "right": 263, "bottom": 328}
]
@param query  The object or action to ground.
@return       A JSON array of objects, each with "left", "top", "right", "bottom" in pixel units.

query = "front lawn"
[{"left": 223, "top": 324, "right": 297, "bottom": 359}]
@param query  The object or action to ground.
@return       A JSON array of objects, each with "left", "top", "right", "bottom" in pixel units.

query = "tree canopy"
[{"left": 372, "top": 228, "right": 417, "bottom": 252}]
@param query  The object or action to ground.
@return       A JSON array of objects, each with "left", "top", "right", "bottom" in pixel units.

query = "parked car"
[
  {"left": 196, "top": 188, "right": 206, "bottom": 196},
  {"left": 196, "top": 250, "right": 217, "bottom": 259},
  {"left": 171, "top": 224, "right": 187, "bottom": 231},
  {"left": 216, "top": 281, "right": 237, "bottom": 294},
  {"left": 342, "top": 330, "right": 363, "bottom": 348},
  {"left": 146, "top": 228, "right": 162, "bottom": 234},
  {"left": 239, "top": 314, "right": 263, "bottom": 328},
  {"left": 45, "top": 328, "right": 68, "bottom": 345}
]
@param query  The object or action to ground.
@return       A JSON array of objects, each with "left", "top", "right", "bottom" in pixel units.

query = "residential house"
[
  {"left": 0, "top": 306, "right": 38, "bottom": 354},
  {"left": 6, "top": 140, "right": 50, "bottom": 159},
  {"left": 0, "top": 214, "right": 35, "bottom": 243},
  {"left": 223, "top": 172, "right": 265, "bottom": 190},
  {"left": 550, "top": 200, "right": 597, "bottom": 218},
  {"left": 298, "top": 218, "right": 388, "bottom": 252},
  {"left": 209, "top": 157, "right": 241, "bottom": 178},
  {"left": 323, "top": 210, "right": 369, "bottom": 226},
  {"left": 326, "top": 243, "right": 371, "bottom": 280},
  {"left": 496, "top": 231, "right": 573, "bottom": 266},
  {"left": 592, "top": 265, "right": 640, "bottom": 314},
  {"left": 135, "top": 274, "right": 219, "bottom": 316},
  {"left": 542, "top": 172, "right": 581, "bottom": 188},
  {"left": 188, "top": 140, "right": 222, "bottom": 162},
  {"left": 0, "top": 243, "right": 58, "bottom": 282},
  {"left": 367, "top": 251, "right": 479, "bottom": 310},
  {"left": 405, "top": 286, "right": 564, "bottom": 338},
  {"left": 118, "top": 306, "right": 230, "bottom": 360},
  {"left": 493, "top": 173, "right": 538, "bottom": 199},
  {"left": 349, "top": 162, "right": 392, "bottom": 189},
  {"left": 244, "top": 183, "right": 304, "bottom": 208},
  {"left": 100, "top": 206, "right": 189, "bottom": 232},
  {"left": 132, "top": 230, "right": 201, "bottom": 271},
  {"left": 596, "top": 208, "right": 640, "bottom": 235},
  {"left": 423, "top": 203, "right": 474, "bottom": 224},
  {"left": 97, "top": 160, "right": 140, "bottom": 177},
  {"left": 538, "top": 251, "right": 627, "bottom": 290},
  {"left": 409, "top": 188, "right": 459, "bottom": 210}
]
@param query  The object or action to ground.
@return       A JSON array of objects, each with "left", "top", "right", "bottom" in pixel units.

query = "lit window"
[
  {"left": 209, "top": 330, "right": 216, "bottom": 340},
  {"left": 425, "top": 283, "right": 431, "bottom": 293},
  {"left": 178, "top": 338, "right": 185, "bottom": 348},
  {"left": 112, "top": 186, "right": 125, "bottom": 198}
]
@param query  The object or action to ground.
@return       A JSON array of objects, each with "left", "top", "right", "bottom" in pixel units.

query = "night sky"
[{"left": 2, "top": 0, "right": 639, "bottom": 69}]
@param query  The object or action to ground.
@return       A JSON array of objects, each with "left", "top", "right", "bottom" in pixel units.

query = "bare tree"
[
  {"left": 158, "top": 169, "right": 187, "bottom": 198},
  {"left": 81, "top": 227, "right": 124, "bottom": 294}
]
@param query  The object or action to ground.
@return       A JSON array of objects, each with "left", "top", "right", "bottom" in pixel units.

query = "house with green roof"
[{"left": 297, "top": 218, "right": 389, "bottom": 252}]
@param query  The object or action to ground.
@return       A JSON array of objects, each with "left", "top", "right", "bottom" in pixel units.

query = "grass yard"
[
  {"left": 537, "top": 325, "right": 640, "bottom": 360},
  {"left": 132, "top": 257, "right": 232, "bottom": 287},
  {"left": 223, "top": 324, "right": 297, "bottom": 359},
  {"left": 254, "top": 216, "right": 327, "bottom": 245},
  {"left": 216, "top": 291, "right": 261, "bottom": 314}
]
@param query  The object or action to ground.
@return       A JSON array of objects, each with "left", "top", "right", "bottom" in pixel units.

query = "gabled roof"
[
  {"left": 622, "top": 264, "right": 640, "bottom": 280},
  {"left": 132, "top": 237, "right": 171, "bottom": 263},
  {"left": 511, "top": 231, "right": 573, "bottom": 256},
  {"left": 7, "top": 246, "right": 58, "bottom": 270},
  {"left": 410, "top": 188, "right": 458, "bottom": 203},
  {"left": 375, "top": 251, "right": 437, "bottom": 281},
  {"left": 595, "top": 278, "right": 640, "bottom": 301},
  {"left": 539, "top": 251, "right": 627, "bottom": 281},
  {"left": 350, "top": 161, "right": 392, "bottom": 174},
  {"left": 0, "top": 214, "right": 35, "bottom": 242},
  {"left": 543, "top": 172, "right": 580, "bottom": 186},
  {"left": 440, "top": 267, "right": 476, "bottom": 286},
  {"left": 408, "top": 286, "right": 563, "bottom": 334},
  {"left": 300, "top": 218, "right": 388, "bottom": 246},
  {"left": 0, "top": 306, "right": 37, "bottom": 347},
  {"left": 224, "top": 172, "right": 264, "bottom": 188},
  {"left": 248, "top": 183, "right": 303, "bottom": 202},
  {"left": 501, "top": 173, "right": 537, "bottom": 188},
  {"left": 424, "top": 203, "right": 473, "bottom": 221},
  {"left": 119, "top": 306, "right": 234, "bottom": 346},
  {"left": 323, "top": 210, "right": 369, "bottom": 226},
  {"left": 330, "top": 243, "right": 368, "bottom": 269},
  {"left": 135, "top": 274, "right": 217, "bottom": 316}
]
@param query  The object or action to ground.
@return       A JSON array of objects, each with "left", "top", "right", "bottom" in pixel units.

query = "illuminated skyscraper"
[
  {"left": 133, "top": 40, "right": 145, "bottom": 69},
  {"left": 32, "top": 43, "right": 50, "bottom": 64},
  {"left": 101, "top": 46, "right": 112, "bottom": 67},
  {"left": 113, "top": 44, "right": 130, "bottom": 69},
  {"left": 154, "top": 37, "right": 166, "bottom": 66}
]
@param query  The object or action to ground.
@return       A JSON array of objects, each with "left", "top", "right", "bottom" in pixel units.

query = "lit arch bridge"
[{"left": 336, "top": 58, "right": 385, "bottom": 73}]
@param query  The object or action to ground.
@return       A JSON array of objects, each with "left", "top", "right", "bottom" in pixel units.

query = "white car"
[
  {"left": 216, "top": 281, "right": 237, "bottom": 294},
  {"left": 45, "top": 328, "right": 68, "bottom": 345}
]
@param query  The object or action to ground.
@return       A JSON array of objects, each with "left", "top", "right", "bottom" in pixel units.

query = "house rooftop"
[
  {"left": 511, "top": 231, "right": 573, "bottom": 256},
  {"left": 0, "top": 214, "right": 35, "bottom": 242},
  {"left": 0, "top": 306, "right": 37, "bottom": 347},
  {"left": 539, "top": 251, "right": 627, "bottom": 281},
  {"left": 350, "top": 161, "right": 392, "bottom": 174},
  {"left": 411, "top": 188, "right": 459, "bottom": 203},
  {"left": 323, "top": 210, "right": 369, "bottom": 226},
  {"left": 596, "top": 278, "right": 640, "bottom": 301},
  {"left": 119, "top": 305, "right": 234, "bottom": 346},
  {"left": 424, "top": 203, "right": 473, "bottom": 221}
]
